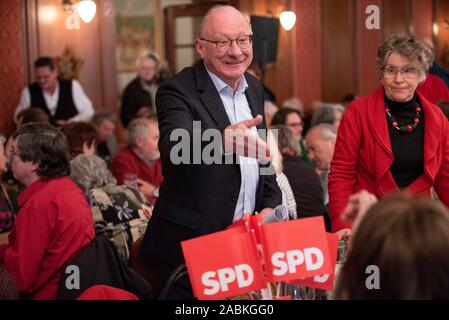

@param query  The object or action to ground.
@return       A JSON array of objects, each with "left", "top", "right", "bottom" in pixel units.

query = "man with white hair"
[
  {"left": 305, "top": 123, "right": 337, "bottom": 205},
  {"left": 120, "top": 53, "right": 160, "bottom": 127},
  {"left": 110, "top": 115, "right": 163, "bottom": 204}
]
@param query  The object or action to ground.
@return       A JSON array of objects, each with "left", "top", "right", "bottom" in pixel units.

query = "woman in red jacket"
[{"left": 329, "top": 33, "right": 449, "bottom": 236}]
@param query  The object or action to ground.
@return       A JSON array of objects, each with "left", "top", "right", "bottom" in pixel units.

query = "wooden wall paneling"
[
  {"left": 321, "top": 0, "right": 355, "bottom": 103},
  {"left": 382, "top": 0, "right": 411, "bottom": 38},
  {"left": 291, "top": 0, "right": 298, "bottom": 98},
  {"left": 0, "top": 0, "right": 25, "bottom": 134},
  {"left": 295, "top": 0, "right": 321, "bottom": 111},
  {"left": 22, "top": 0, "right": 39, "bottom": 84},
  {"left": 355, "top": 0, "right": 383, "bottom": 96},
  {"left": 98, "top": 0, "right": 118, "bottom": 111},
  {"left": 411, "top": 0, "right": 433, "bottom": 40},
  {"left": 239, "top": 0, "right": 294, "bottom": 107},
  {"left": 434, "top": 0, "right": 449, "bottom": 70}
]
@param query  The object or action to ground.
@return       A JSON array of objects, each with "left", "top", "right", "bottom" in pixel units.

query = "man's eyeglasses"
[
  {"left": 382, "top": 65, "right": 420, "bottom": 79},
  {"left": 200, "top": 35, "right": 253, "bottom": 52}
]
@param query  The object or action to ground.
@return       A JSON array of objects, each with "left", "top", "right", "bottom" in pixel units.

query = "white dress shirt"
[
  {"left": 206, "top": 67, "right": 260, "bottom": 222},
  {"left": 14, "top": 79, "right": 94, "bottom": 122}
]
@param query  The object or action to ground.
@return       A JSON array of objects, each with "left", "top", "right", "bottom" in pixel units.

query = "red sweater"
[
  {"left": 329, "top": 88, "right": 449, "bottom": 231},
  {"left": 0, "top": 177, "right": 94, "bottom": 299},
  {"left": 109, "top": 146, "right": 163, "bottom": 204}
]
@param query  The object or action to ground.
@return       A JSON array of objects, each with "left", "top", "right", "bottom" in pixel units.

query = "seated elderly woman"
[
  {"left": 70, "top": 154, "right": 152, "bottom": 263},
  {"left": 336, "top": 192, "right": 449, "bottom": 299}
]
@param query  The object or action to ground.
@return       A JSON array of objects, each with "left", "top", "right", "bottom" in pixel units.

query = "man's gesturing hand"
[{"left": 223, "top": 115, "right": 271, "bottom": 161}]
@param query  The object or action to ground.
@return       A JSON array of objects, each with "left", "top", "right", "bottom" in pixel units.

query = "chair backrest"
[
  {"left": 157, "top": 264, "right": 188, "bottom": 300},
  {"left": 57, "top": 235, "right": 153, "bottom": 300},
  {"left": 127, "top": 235, "right": 165, "bottom": 297}
]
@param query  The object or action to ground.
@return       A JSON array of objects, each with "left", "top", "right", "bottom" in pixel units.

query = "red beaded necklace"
[{"left": 385, "top": 104, "right": 421, "bottom": 133}]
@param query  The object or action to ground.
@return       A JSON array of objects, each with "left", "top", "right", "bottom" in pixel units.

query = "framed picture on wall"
[{"left": 115, "top": 0, "right": 156, "bottom": 73}]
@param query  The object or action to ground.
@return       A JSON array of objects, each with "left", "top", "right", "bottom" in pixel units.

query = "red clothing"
[
  {"left": 109, "top": 146, "right": 163, "bottom": 203},
  {"left": 76, "top": 285, "right": 139, "bottom": 300},
  {"left": 0, "top": 177, "right": 94, "bottom": 299},
  {"left": 329, "top": 88, "right": 449, "bottom": 231},
  {"left": 417, "top": 74, "right": 449, "bottom": 104}
]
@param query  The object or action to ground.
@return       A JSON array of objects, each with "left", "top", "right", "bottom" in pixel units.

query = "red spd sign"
[
  {"left": 261, "top": 216, "right": 332, "bottom": 282},
  {"left": 181, "top": 228, "right": 265, "bottom": 300},
  {"left": 290, "top": 233, "right": 339, "bottom": 290}
]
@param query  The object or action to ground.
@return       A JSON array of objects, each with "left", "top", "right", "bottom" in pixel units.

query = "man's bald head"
[{"left": 198, "top": 5, "right": 250, "bottom": 38}]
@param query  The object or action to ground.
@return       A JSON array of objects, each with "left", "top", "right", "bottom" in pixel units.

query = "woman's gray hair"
[
  {"left": 0, "top": 135, "right": 6, "bottom": 146},
  {"left": 377, "top": 33, "right": 434, "bottom": 77},
  {"left": 70, "top": 154, "right": 117, "bottom": 192},
  {"left": 270, "top": 125, "right": 301, "bottom": 157}
]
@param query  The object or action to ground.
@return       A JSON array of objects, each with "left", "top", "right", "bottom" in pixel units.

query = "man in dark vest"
[{"left": 15, "top": 57, "right": 94, "bottom": 127}]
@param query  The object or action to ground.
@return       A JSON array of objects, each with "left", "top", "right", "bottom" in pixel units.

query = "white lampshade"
[
  {"left": 77, "top": 0, "right": 97, "bottom": 23},
  {"left": 280, "top": 11, "right": 296, "bottom": 31}
]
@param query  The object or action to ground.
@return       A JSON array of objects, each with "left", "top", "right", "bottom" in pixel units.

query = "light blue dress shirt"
[{"left": 206, "top": 67, "right": 260, "bottom": 221}]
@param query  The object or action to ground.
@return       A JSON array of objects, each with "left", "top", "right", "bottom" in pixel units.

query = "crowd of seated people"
[{"left": 2, "top": 26, "right": 449, "bottom": 301}]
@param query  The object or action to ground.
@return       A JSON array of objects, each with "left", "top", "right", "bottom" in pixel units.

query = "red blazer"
[{"left": 329, "top": 88, "right": 449, "bottom": 232}]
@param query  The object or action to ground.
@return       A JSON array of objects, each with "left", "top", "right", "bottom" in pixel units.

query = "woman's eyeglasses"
[{"left": 382, "top": 65, "right": 420, "bottom": 79}]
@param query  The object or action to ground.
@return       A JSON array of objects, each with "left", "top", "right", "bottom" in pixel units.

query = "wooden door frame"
[{"left": 164, "top": 1, "right": 237, "bottom": 73}]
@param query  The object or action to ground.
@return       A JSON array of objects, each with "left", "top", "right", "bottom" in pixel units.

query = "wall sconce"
[
  {"left": 279, "top": 10, "right": 296, "bottom": 31},
  {"left": 77, "top": 0, "right": 97, "bottom": 23},
  {"left": 62, "top": 0, "right": 96, "bottom": 23},
  {"left": 433, "top": 22, "right": 439, "bottom": 36},
  {"left": 279, "top": 0, "right": 296, "bottom": 31}
]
